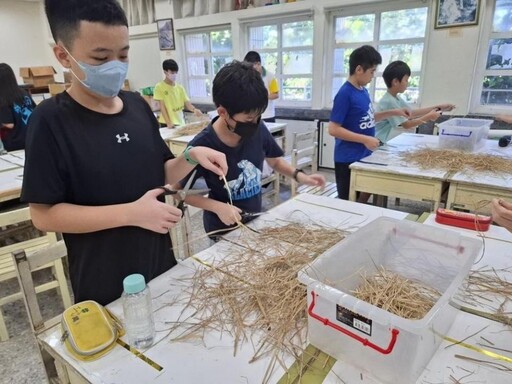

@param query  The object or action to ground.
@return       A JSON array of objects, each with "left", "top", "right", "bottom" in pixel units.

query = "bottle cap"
[{"left": 123, "top": 273, "right": 146, "bottom": 294}]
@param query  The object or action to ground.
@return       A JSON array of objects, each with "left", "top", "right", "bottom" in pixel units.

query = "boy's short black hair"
[
  {"left": 45, "top": 0, "right": 128, "bottom": 48},
  {"left": 349, "top": 45, "right": 382, "bottom": 75},
  {"left": 382, "top": 60, "right": 411, "bottom": 88},
  {"left": 163, "top": 59, "right": 179, "bottom": 72},
  {"left": 213, "top": 61, "right": 268, "bottom": 116},
  {"left": 243, "top": 51, "right": 262, "bottom": 64}
]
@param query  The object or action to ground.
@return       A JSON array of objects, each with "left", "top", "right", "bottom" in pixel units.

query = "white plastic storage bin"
[
  {"left": 297, "top": 217, "right": 481, "bottom": 384},
  {"left": 438, "top": 118, "right": 492, "bottom": 152}
]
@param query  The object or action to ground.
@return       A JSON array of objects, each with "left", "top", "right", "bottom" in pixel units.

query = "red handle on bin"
[{"left": 308, "top": 291, "right": 399, "bottom": 355}]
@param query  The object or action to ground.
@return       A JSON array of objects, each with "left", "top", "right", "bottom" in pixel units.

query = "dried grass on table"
[
  {"left": 166, "top": 223, "right": 346, "bottom": 383},
  {"left": 352, "top": 267, "right": 441, "bottom": 320},
  {"left": 454, "top": 267, "right": 512, "bottom": 327},
  {"left": 401, "top": 148, "right": 512, "bottom": 174},
  {"left": 173, "top": 120, "right": 210, "bottom": 137}
]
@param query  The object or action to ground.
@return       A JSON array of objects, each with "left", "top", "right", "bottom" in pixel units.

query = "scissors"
[
  {"left": 158, "top": 170, "right": 210, "bottom": 216},
  {"left": 240, "top": 211, "right": 265, "bottom": 220},
  {"left": 378, "top": 139, "right": 397, "bottom": 149}
]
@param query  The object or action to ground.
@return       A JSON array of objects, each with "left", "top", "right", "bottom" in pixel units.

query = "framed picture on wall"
[
  {"left": 434, "top": 0, "right": 480, "bottom": 29},
  {"left": 157, "top": 18, "right": 175, "bottom": 50}
]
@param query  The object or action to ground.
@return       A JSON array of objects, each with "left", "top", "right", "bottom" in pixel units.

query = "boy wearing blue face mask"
[
  {"left": 21, "top": 0, "right": 228, "bottom": 306},
  {"left": 173, "top": 61, "right": 325, "bottom": 238},
  {"left": 154, "top": 59, "right": 202, "bottom": 128}
]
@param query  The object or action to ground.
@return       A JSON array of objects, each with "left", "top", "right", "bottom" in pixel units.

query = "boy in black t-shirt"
[
  {"left": 175, "top": 61, "right": 325, "bottom": 237},
  {"left": 21, "top": 0, "right": 227, "bottom": 305}
]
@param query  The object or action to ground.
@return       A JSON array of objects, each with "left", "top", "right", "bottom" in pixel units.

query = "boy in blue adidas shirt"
[{"left": 328, "top": 45, "right": 410, "bottom": 201}]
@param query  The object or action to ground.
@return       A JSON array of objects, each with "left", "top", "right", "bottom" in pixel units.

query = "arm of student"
[
  {"left": 185, "top": 101, "right": 203, "bottom": 116},
  {"left": 410, "top": 107, "right": 433, "bottom": 118},
  {"left": 328, "top": 121, "right": 380, "bottom": 150},
  {"left": 400, "top": 109, "right": 442, "bottom": 129},
  {"left": 491, "top": 198, "right": 512, "bottom": 233},
  {"left": 266, "top": 157, "right": 326, "bottom": 188},
  {"left": 268, "top": 92, "right": 279, "bottom": 100},
  {"left": 496, "top": 115, "right": 512, "bottom": 125},
  {"left": 375, "top": 108, "right": 411, "bottom": 122},
  {"left": 179, "top": 193, "right": 242, "bottom": 227},
  {"left": 158, "top": 101, "right": 173, "bottom": 128},
  {"left": 411, "top": 104, "right": 454, "bottom": 118},
  {"left": 164, "top": 146, "right": 227, "bottom": 185},
  {"left": 29, "top": 189, "right": 183, "bottom": 234},
  {"left": 435, "top": 103, "right": 455, "bottom": 112},
  {"left": 1, "top": 123, "right": 14, "bottom": 129}
]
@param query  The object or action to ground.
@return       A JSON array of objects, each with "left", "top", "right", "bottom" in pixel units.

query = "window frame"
[
  {"left": 325, "top": 0, "right": 430, "bottom": 107},
  {"left": 244, "top": 14, "right": 315, "bottom": 107},
  {"left": 471, "top": 0, "right": 512, "bottom": 115},
  {"left": 180, "top": 25, "right": 233, "bottom": 104}
]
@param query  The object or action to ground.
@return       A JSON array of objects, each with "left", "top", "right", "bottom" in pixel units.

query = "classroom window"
[
  {"left": 478, "top": 0, "right": 512, "bottom": 108},
  {"left": 330, "top": 5, "right": 428, "bottom": 105},
  {"left": 247, "top": 18, "right": 314, "bottom": 104},
  {"left": 183, "top": 28, "right": 233, "bottom": 100}
]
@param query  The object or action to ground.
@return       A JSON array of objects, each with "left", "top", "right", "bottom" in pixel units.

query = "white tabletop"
[
  {"left": 0, "top": 156, "right": 21, "bottom": 172},
  {"left": 0, "top": 150, "right": 25, "bottom": 166},
  {"left": 38, "top": 194, "right": 407, "bottom": 384},
  {"left": 0, "top": 150, "right": 24, "bottom": 201},
  {"left": 350, "top": 133, "right": 448, "bottom": 179},
  {"left": 447, "top": 139, "right": 512, "bottom": 188},
  {"left": 387, "top": 132, "right": 440, "bottom": 148}
]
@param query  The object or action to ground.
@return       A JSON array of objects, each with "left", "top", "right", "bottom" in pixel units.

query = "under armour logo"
[{"left": 116, "top": 133, "right": 130, "bottom": 143}]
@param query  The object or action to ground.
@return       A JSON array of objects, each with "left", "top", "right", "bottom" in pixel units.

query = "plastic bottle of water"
[{"left": 122, "top": 274, "right": 155, "bottom": 349}]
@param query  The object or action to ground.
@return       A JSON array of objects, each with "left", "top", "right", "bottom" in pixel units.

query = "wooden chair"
[
  {"left": 0, "top": 207, "right": 72, "bottom": 341},
  {"left": 285, "top": 129, "right": 319, "bottom": 197},
  {"left": 13, "top": 241, "right": 85, "bottom": 384},
  {"left": 261, "top": 162, "right": 281, "bottom": 206},
  {"left": 297, "top": 182, "right": 338, "bottom": 198}
]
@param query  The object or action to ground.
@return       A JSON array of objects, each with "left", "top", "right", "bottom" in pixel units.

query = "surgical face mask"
[
  {"left": 228, "top": 116, "right": 261, "bottom": 139},
  {"left": 65, "top": 48, "right": 128, "bottom": 98},
  {"left": 166, "top": 73, "right": 178, "bottom": 82}
]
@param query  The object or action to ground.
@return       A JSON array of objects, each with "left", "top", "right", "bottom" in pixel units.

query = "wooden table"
[
  {"left": 445, "top": 140, "right": 512, "bottom": 214},
  {"left": 349, "top": 133, "right": 449, "bottom": 210},
  {"left": 37, "top": 194, "right": 408, "bottom": 384},
  {"left": 0, "top": 151, "right": 24, "bottom": 203},
  {"left": 160, "top": 122, "right": 287, "bottom": 156}
]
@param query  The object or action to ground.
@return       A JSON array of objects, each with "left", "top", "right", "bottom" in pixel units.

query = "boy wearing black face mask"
[
  {"left": 174, "top": 61, "right": 325, "bottom": 237},
  {"left": 20, "top": 0, "right": 228, "bottom": 305}
]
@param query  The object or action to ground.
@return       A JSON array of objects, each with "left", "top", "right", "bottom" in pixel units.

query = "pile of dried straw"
[{"left": 401, "top": 148, "right": 512, "bottom": 174}]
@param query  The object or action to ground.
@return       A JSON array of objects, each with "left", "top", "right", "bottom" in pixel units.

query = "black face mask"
[{"left": 228, "top": 116, "right": 261, "bottom": 139}]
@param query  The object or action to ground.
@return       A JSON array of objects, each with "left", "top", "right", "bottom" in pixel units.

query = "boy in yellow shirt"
[{"left": 154, "top": 59, "right": 202, "bottom": 127}]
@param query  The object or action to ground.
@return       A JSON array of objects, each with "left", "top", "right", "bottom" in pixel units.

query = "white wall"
[
  {"left": 1, "top": 0, "right": 489, "bottom": 115},
  {"left": 422, "top": 20, "right": 481, "bottom": 113},
  {"left": 0, "top": 0, "right": 54, "bottom": 83},
  {"left": 125, "top": 30, "right": 163, "bottom": 91}
]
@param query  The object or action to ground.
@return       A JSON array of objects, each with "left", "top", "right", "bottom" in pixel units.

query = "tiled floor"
[{"left": 0, "top": 169, "right": 432, "bottom": 384}]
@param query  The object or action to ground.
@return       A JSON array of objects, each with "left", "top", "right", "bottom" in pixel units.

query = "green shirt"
[{"left": 375, "top": 92, "right": 409, "bottom": 142}]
